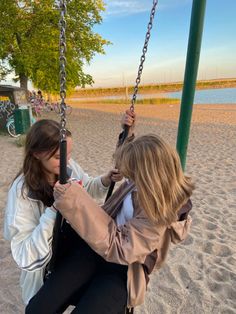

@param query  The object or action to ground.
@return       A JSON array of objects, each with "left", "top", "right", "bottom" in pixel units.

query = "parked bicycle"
[
  {"left": 6, "top": 115, "right": 20, "bottom": 138},
  {"left": 31, "top": 99, "right": 72, "bottom": 116}
]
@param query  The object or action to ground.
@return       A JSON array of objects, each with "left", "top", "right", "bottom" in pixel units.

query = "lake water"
[
  {"left": 71, "top": 87, "right": 236, "bottom": 105},
  {"left": 169, "top": 87, "right": 236, "bottom": 104}
]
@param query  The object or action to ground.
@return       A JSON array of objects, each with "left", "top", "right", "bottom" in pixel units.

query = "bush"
[{"left": 15, "top": 135, "right": 26, "bottom": 147}]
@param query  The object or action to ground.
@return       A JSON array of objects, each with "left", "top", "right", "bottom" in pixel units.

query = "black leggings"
[{"left": 25, "top": 232, "right": 128, "bottom": 314}]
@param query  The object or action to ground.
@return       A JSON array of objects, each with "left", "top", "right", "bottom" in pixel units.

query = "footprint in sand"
[
  {"left": 205, "top": 221, "right": 218, "bottom": 230},
  {"left": 203, "top": 242, "right": 232, "bottom": 257}
]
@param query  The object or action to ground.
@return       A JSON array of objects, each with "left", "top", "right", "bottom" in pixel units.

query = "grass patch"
[
  {"left": 15, "top": 135, "right": 26, "bottom": 147},
  {"left": 73, "top": 97, "right": 180, "bottom": 105},
  {"left": 130, "top": 98, "right": 179, "bottom": 105},
  {"left": 0, "top": 129, "right": 8, "bottom": 136},
  {"left": 72, "top": 78, "right": 236, "bottom": 98}
]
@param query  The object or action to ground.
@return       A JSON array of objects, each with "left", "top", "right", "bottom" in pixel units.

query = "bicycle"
[{"left": 6, "top": 115, "right": 20, "bottom": 138}]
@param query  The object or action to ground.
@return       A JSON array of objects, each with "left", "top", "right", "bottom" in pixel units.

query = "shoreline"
[{"left": 71, "top": 78, "right": 236, "bottom": 98}]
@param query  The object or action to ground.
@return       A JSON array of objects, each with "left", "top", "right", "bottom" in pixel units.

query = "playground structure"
[{"left": 176, "top": 0, "right": 207, "bottom": 170}]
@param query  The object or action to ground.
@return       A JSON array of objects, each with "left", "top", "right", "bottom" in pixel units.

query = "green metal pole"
[{"left": 176, "top": 0, "right": 207, "bottom": 170}]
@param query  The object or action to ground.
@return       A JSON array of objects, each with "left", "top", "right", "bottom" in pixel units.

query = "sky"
[
  {"left": 83, "top": 0, "right": 236, "bottom": 88},
  {"left": 4, "top": 0, "right": 236, "bottom": 89}
]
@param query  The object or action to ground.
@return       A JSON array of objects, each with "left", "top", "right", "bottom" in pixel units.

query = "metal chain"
[
  {"left": 59, "top": 0, "right": 67, "bottom": 140},
  {"left": 130, "top": 0, "right": 158, "bottom": 112}
]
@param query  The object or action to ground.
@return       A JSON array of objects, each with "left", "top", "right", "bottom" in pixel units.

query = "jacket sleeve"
[
  {"left": 68, "top": 158, "right": 108, "bottom": 199},
  {"left": 4, "top": 182, "right": 56, "bottom": 272},
  {"left": 54, "top": 183, "right": 163, "bottom": 265},
  {"left": 169, "top": 216, "right": 192, "bottom": 244},
  {"left": 169, "top": 200, "right": 193, "bottom": 244}
]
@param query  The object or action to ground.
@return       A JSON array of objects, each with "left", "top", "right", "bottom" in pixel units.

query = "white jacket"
[{"left": 3, "top": 158, "right": 108, "bottom": 305}]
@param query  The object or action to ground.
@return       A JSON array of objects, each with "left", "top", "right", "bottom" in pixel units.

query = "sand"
[{"left": 0, "top": 102, "right": 236, "bottom": 314}]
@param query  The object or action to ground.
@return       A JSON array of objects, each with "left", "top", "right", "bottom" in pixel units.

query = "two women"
[{"left": 4, "top": 112, "right": 194, "bottom": 313}]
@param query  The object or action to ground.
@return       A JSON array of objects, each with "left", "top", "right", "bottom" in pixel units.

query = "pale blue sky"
[
  {"left": 85, "top": 0, "right": 236, "bottom": 87},
  {"left": 4, "top": 0, "right": 236, "bottom": 89}
]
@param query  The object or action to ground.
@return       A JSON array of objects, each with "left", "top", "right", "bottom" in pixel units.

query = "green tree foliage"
[{"left": 0, "top": 0, "right": 109, "bottom": 93}]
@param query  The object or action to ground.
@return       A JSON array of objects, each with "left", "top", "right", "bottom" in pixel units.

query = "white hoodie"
[{"left": 3, "top": 158, "right": 108, "bottom": 305}]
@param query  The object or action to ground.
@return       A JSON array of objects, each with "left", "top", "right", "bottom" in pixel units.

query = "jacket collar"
[{"left": 102, "top": 180, "right": 136, "bottom": 218}]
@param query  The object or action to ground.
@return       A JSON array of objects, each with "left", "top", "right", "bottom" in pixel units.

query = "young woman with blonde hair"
[{"left": 25, "top": 128, "right": 194, "bottom": 314}]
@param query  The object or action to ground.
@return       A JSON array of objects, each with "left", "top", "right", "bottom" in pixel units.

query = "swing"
[
  {"left": 105, "top": 0, "right": 158, "bottom": 201},
  {"left": 49, "top": 1, "right": 158, "bottom": 313}
]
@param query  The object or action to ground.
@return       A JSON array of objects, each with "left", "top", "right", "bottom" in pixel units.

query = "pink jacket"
[{"left": 54, "top": 180, "right": 192, "bottom": 308}]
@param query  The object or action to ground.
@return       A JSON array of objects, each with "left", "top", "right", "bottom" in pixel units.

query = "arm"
[
  {"left": 68, "top": 159, "right": 123, "bottom": 198},
  {"left": 68, "top": 159, "right": 108, "bottom": 198},
  {"left": 54, "top": 182, "right": 162, "bottom": 265},
  {"left": 68, "top": 110, "right": 136, "bottom": 195},
  {"left": 4, "top": 182, "right": 56, "bottom": 271}
]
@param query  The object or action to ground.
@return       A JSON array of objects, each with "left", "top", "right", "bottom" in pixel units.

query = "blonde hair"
[{"left": 115, "top": 134, "right": 194, "bottom": 225}]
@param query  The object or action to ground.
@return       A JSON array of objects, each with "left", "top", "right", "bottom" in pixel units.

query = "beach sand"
[{"left": 0, "top": 102, "right": 236, "bottom": 313}]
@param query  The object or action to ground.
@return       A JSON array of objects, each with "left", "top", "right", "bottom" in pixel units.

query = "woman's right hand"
[
  {"left": 121, "top": 109, "right": 136, "bottom": 136},
  {"left": 53, "top": 181, "right": 72, "bottom": 201}
]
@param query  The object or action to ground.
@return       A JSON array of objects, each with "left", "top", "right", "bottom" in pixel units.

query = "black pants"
[{"left": 25, "top": 225, "right": 128, "bottom": 314}]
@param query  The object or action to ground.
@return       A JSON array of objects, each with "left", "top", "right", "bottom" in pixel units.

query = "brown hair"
[
  {"left": 16, "top": 119, "right": 71, "bottom": 206},
  {"left": 115, "top": 134, "right": 194, "bottom": 225}
]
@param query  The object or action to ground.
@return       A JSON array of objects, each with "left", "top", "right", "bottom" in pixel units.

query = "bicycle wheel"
[{"left": 7, "top": 120, "right": 20, "bottom": 138}]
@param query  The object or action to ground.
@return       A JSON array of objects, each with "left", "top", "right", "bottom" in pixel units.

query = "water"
[
  {"left": 169, "top": 87, "right": 236, "bottom": 104},
  {"left": 71, "top": 88, "right": 236, "bottom": 105}
]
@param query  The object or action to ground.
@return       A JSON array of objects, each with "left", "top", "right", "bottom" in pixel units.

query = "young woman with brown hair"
[{"left": 3, "top": 118, "right": 125, "bottom": 308}]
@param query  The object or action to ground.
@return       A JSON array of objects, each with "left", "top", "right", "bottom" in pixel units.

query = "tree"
[{"left": 0, "top": 0, "right": 109, "bottom": 93}]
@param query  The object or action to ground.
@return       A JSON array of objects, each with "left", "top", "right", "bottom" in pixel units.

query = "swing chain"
[
  {"left": 130, "top": 0, "right": 158, "bottom": 111},
  {"left": 59, "top": 0, "right": 67, "bottom": 140}
]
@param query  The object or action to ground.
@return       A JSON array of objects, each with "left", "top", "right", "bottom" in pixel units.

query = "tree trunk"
[{"left": 19, "top": 74, "right": 28, "bottom": 91}]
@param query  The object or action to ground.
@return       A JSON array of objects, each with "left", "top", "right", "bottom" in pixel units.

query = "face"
[{"left": 36, "top": 137, "right": 73, "bottom": 178}]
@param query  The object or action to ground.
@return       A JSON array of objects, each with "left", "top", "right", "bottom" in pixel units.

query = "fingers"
[
  {"left": 54, "top": 182, "right": 71, "bottom": 191},
  {"left": 123, "top": 115, "right": 134, "bottom": 127},
  {"left": 125, "top": 109, "right": 135, "bottom": 118},
  {"left": 110, "top": 169, "right": 123, "bottom": 182},
  {"left": 53, "top": 181, "right": 73, "bottom": 199},
  {"left": 122, "top": 109, "right": 136, "bottom": 128},
  {"left": 111, "top": 174, "right": 123, "bottom": 182}
]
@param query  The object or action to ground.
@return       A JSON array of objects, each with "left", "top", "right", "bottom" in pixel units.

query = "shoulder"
[
  {"left": 8, "top": 175, "right": 26, "bottom": 197},
  {"left": 68, "top": 158, "right": 87, "bottom": 179}
]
